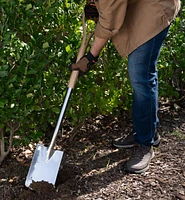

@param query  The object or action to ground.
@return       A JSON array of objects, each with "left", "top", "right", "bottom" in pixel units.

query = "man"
[{"left": 70, "top": 0, "right": 181, "bottom": 173}]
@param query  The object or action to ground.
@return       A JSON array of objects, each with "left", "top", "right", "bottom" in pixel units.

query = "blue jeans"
[{"left": 128, "top": 26, "right": 170, "bottom": 146}]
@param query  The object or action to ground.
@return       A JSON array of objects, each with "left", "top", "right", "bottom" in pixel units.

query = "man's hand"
[{"left": 69, "top": 51, "right": 98, "bottom": 76}]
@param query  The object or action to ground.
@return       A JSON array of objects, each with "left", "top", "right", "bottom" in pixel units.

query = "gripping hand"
[{"left": 69, "top": 51, "right": 98, "bottom": 77}]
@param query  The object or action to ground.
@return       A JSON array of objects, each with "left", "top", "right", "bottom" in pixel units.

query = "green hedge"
[
  {"left": 158, "top": 1, "right": 185, "bottom": 99},
  {"left": 0, "top": 0, "right": 184, "bottom": 146}
]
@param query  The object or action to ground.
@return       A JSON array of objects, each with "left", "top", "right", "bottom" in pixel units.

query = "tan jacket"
[{"left": 94, "top": 0, "right": 181, "bottom": 58}]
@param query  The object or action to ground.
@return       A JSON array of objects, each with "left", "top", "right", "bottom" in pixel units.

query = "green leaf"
[
  {"left": 0, "top": 101, "right": 4, "bottom": 108},
  {"left": 1, "top": 65, "right": 9, "bottom": 70},
  {"left": 65, "top": 45, "right": 71, "bottom": 53},
  {"left": 42, "top": 42, "right": 49, "bottom": 49},
  {"left": 0, "top": 71, "right": 8, "bottom": 77},
  {"left": 27, "top": 69, "right": 37, "bottom": 74},
  {"left": 52, "top": 107, "right": 60, "bottom": 114},
  {"left": 26, "top": 4, "right": 32, "bottom": 10},
  {"left": 34, "top": 105, "right": 41, "bottom": 111}
]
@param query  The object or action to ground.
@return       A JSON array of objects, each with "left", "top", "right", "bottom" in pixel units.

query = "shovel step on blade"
[{"left": 25, "top": 144, "right": 63, "bottom": 188}]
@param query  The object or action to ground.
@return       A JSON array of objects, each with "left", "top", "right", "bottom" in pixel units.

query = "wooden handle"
[
  {"left": 68, "top": 70, "right": 79, "bottom": 89},
  {"left": 67, "top": 12, "right": 94, "bottom": 89}
]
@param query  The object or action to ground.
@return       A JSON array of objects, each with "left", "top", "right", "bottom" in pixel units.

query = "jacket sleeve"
[{"left": 95, "top": 0, "right": 128, "bottom": 39}]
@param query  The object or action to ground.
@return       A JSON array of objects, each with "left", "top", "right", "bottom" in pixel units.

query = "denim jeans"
[{"left": 128, "top": 26, "right": 170, "bottom": 146}]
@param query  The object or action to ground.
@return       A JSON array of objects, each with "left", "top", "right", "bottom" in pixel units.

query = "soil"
[{"left": 0, "top": 99, "right": 185, "bottom": 200}]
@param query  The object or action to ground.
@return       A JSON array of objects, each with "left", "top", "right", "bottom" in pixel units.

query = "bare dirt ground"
[{"left": 0, "top": 99, "right": 185, "bottom": 200}]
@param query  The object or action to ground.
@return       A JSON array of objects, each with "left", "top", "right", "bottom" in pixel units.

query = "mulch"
[{"left": 0, "top": 101, "right": 185, "bottom": 200}]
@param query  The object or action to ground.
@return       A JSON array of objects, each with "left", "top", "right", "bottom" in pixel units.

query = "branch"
[{"left": 0, "top": 122, "right": 20, "bottom": 166}]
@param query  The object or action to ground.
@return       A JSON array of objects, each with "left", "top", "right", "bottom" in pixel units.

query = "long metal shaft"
[{"left": 47, "top": 87, "right": 72, "bottom": 160}]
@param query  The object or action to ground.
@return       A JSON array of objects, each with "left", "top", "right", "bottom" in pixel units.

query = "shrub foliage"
[{"left": 0, "top": 0, "right": 184, "bottom": 160}]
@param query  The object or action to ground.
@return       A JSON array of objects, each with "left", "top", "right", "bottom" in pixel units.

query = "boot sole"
[{"left": 112, "top": 143, "right": 134, "bottom": 148}]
